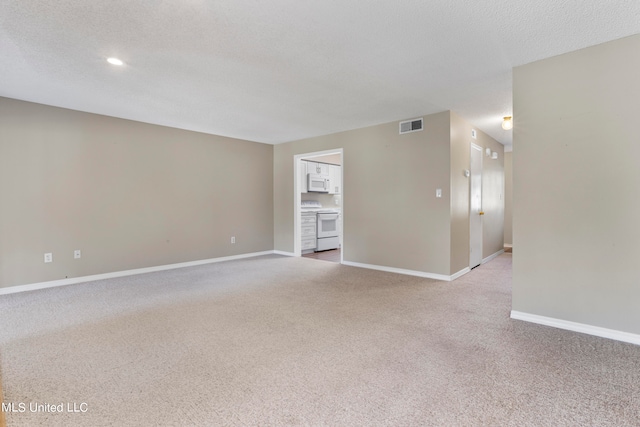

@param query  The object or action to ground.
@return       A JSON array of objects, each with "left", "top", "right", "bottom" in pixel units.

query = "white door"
[{"left": 470, "top": 143, "right": 483, "bottom": 269}]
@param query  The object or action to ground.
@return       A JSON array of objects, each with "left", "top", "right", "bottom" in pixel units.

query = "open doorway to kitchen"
[{"left": 294, "top": 149, "right": 343, "bottom": 263}]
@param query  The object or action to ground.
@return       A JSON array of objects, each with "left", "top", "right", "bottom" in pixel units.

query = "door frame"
[
  {"left": 469, "top": 143, "right": 483, "bottom": 268},
  {"left": 293, "top": 148, "right": 344, "bottom": 262}
]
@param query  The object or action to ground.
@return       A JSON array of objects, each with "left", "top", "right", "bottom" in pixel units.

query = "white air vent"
[{"left": 399, "top": 118, "right": 423, "bottom": 134}]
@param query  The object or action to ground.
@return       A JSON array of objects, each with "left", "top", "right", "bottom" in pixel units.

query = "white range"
[{"left": 301, "top": 201, "right": 341, "bottom": 251}]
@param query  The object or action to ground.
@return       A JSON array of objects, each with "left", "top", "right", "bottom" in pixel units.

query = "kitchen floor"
[{"left": 302, "top": 248, "right": 341, "bottom": 263}]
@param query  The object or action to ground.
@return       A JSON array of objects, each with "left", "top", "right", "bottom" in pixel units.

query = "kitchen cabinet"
[
  {"left": 301, "top": 212, "right": 317, "bottom": 251},
  {"left": 306, "top": 161, "right": 330, "bottom": 176},
  {"left": 328, "top": 164, "right": 341, "bottom": 194}
]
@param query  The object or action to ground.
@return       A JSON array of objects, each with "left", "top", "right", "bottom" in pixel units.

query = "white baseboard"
[
  {"left": 504, "top": 244, "right": 513, "bottom": 248},
  {"left": 482, "top": 249, "right": 505, "bottom": 264},
  {"left": 450, "top": 267, "right": 471, "bottom": 280},
  {"left": 510, "top": 311, "right": 640, "bottom": 346},
  {"left": 341, "top": 261, "right": 454, "bottom": 281},
  {"left": 0, "top": 251, "right": 275, "bottom": 296},
  {"left": 273, "top": 250, "right": 295, "bottom": 257}
]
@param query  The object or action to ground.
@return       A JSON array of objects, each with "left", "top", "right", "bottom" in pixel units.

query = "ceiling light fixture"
[
  {"left": 107, "top": 57, "right": 124, "bottom": 66},
  {"left": 502, "top": 116, "right": 513, "bottom": 130}
]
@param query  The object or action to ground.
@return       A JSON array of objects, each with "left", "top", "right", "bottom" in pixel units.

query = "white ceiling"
[{"left": 2, "top": 1, "right": 640, "bottom": 149}]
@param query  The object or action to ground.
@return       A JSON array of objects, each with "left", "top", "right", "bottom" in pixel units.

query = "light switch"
[{"left": 436, "top": 189, "right": 442, "bottom": 198}]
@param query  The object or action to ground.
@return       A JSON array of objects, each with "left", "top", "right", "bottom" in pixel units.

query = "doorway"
[
  {"left": 469, "top": 143, "right": 483, "bottom": 269},
  {"left": 294, "top": 149, "right": 344, "bottom": 263}
]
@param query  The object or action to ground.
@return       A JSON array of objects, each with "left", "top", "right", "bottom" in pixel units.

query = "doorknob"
[{"left": 479, "top": 211, "right": 485, "bottom": 215}]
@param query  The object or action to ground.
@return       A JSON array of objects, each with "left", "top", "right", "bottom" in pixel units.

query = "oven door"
[{"left": 317, "top": 213, "right": 339, "bottom": 238}]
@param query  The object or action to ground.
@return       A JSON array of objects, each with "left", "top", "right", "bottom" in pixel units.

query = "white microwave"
[{"left": 307, "top": 173, "right": 330, "bottom": 192}]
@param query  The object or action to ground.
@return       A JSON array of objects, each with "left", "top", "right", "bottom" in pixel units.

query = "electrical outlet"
[
  {"left": 74, "top": 249, "right": 81, "bottom": 259},
  {"left": 44, "top": 253, "right": 53, "bottom": 263},
  {"left": 231, "top": 236, "right": 236, "bottom": 244},
  {"left": 436, "top": 188, "right": 442, "bottom": 198}
]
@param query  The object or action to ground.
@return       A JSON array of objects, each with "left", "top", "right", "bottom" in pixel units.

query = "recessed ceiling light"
[{"left": 107, "top": 57, "right": 124, "bottom": 66}]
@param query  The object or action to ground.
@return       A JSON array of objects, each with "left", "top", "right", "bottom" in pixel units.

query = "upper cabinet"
[
  {"left": 306, "top": 161, "right": 330, "bottom": 176},
  {"left": 329, "top": 164, "right": 341, "bottom": 194}
]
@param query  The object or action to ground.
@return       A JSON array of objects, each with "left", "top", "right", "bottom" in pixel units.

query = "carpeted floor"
[{"left": 0, "top": 254, "right": 639, "bottom": 426}]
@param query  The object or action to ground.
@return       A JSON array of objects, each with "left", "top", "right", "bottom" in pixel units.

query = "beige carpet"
[{"left": 1, "top": 254, "right": 639, "bottom": 426}]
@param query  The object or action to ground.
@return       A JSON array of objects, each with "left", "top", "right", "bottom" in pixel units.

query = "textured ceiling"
[{"left": 1, "top": 1, "right": 640, "bottom": 149}]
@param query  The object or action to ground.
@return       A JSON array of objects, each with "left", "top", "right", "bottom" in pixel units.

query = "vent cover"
[{"left": 399, "top": 118, "right": 424, "bottom": 134}]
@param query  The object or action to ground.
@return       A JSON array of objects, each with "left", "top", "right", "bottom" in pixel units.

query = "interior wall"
[
  {"left": 449, "top": 112, "right": 471, "bottom": 274},
  {"left": 504, "top": 151, "right": 512, "bottom": 246},
  {"left": 274, "top": 112, "right": 452, "bottom": 276},
  {"left": 512, "top": 34, "right": 640, "bottom": 334},
  {"left": 450, "top": 112, "right": 505, "bottom": 274},
  {"left": 0, "top": 97, "right": 274, "bottom": 288}
]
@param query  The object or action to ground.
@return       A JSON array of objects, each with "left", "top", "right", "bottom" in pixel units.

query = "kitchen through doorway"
[
  {"left": 301, "top": 248, "right": 341, "bottom": 263},
  {"left": 294, "top": 149, "right": 343, "bottom": 264}
]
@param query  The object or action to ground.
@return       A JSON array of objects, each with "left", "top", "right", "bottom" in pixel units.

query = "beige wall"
[
  {"left": 512, "top": 34, "right": 640, "bottom": 334},
  {"left": 0, "top": 97, "right": 274, "bottom": 288},
  {"left": 2, "top": 97, "right": 504, "bottom": 287},
  {"left": 275, "top": 112, "right": 453, "bottom": 275},
  {"left": 450, "top": 112, "right": 505, "bottom": 273},
  {"left": 276, "top": 110, "right": 504, "bottom": 277},
  {"left": 449, "top": 112, "right": 471, "bottom": 274},
  {"left": 504, "top": 151, "right": 512, "bottom": 245}
]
